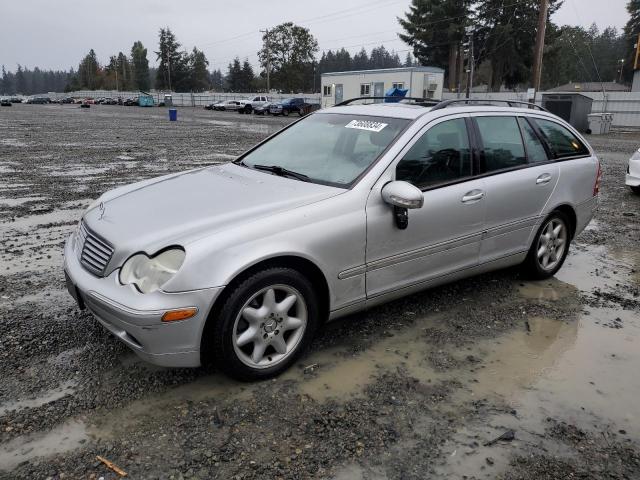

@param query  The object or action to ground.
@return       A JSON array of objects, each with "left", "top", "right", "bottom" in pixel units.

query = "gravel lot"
[{"left": 1, "top": 103, "right": 639, "bottom": 479}]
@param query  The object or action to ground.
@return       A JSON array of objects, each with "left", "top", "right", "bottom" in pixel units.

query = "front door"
[
  {"left": 365, "top": 116, "right": 486, "bottom": 298},
  {"left": 334, "top": 84, "right": 343, "bottom": 105},
  {"left": 373, "top": 82, "right": 385, "bottom": 102},
  {"left": 473, "top": 115, "right": 559, "bottom": 263}
]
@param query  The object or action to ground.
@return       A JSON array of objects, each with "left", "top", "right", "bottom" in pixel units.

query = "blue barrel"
[{"left": 169, "top": 109, "right": 177, "bottom": 121}]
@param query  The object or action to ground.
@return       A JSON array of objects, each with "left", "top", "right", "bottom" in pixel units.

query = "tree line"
[
  {"left": 399, "top": 0, "right": 634, "bottom": 92},
  {"left": 1, "top": 1, "right": 637, "bottom": 96}
]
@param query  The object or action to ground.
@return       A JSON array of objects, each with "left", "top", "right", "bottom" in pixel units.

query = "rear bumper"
[
  {"left": 575, "top": 196, "right": 598, "bottom": 236},
  {"left": 64, "top": 234, "right": 223, "bottom": 367}
]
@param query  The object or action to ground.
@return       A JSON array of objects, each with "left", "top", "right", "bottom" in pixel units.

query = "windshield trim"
[{"left": 233, "top": 111, "right": 414, "bottom": 190}]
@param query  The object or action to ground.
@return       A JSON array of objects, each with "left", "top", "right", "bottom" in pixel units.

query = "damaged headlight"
[{"left": 119, "top": 248, "right": 185, "bottom": 294}]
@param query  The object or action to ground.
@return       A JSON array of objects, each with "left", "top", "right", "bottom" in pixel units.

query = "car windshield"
[
  {"left": 282, "top": 99, "right": 294, "bottom": 104},
  {"left": 239, "top": 113, "right": 409, "bottom": 186}
]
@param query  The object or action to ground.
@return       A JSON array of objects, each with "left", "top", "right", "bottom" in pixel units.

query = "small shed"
[
  {"left": 320, "top": 66, "right": 445, "bottom": 108},
  {"left": 541, "top": 93, "right": 593, "bottom": 132},
  {"left": 138, "top": 93, "right": 155, "bottom": 107}
]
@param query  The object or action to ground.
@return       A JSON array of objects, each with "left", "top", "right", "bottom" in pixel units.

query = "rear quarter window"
[{"left": 533, "top": 118, "right": 589, "bottom": 159}]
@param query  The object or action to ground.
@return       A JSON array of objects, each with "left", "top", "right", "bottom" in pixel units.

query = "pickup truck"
[
  {"left": 238, "top": 95, "right": 269, "bottom": 114},
  {"left": 268, "top": 97, "right": 319, "bottom": 116}
]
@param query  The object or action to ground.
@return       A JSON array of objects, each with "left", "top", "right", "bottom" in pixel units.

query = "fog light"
[{"left": 161, "top": 308, "right": 198, "bottom": 322}]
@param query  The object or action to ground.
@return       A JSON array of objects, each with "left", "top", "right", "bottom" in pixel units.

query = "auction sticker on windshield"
[{"left": 345, "top": 119, "right": 388, "bottom": 132}]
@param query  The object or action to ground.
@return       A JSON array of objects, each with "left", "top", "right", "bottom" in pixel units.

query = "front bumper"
[{"left": 64, "top": 234, "right": 223, "bottom": 367}]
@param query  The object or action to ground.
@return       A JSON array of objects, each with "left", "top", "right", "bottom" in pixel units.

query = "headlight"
[{"left": 119, "top": 248, "right": 185, "bottom": 294}]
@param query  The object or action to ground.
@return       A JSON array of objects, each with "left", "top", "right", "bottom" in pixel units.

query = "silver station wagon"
[{"left": 64, "top": 98, "right": 600, "bottom": 379}]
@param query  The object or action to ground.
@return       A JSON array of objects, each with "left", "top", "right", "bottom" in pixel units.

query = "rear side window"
[
  {"left": 475, "top": 116, "right": 526, "bottom": 172},
  {"left": 396, "top": 118, "right": 472, "bottom": 188},
  {"left": 518, "top": 118, "right": 548, "bottom": 163},
  {"left": 532, "top": 119, "right": 589, "bottom": 158}
]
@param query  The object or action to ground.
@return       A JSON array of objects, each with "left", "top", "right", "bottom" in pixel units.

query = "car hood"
[{"left": 84, "top": 163, "right": 344, "bottom": 270}]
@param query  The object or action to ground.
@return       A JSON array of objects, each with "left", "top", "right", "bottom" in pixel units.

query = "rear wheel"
[
  {"left": 630, "top": 185, "right": 640, "bottom": 194},
  {"left": 521, "top": 211, "right": 571, "bottom": 280},
  {"left": 206, "top": 268, "right": 319, "bottom": 380}
]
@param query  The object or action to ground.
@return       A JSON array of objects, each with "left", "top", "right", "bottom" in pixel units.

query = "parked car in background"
[
  {"left": 64, "top": 99, "right": 599, "bottom": 380},
  {"left": 216, "top": 100, "right": 241, "bottom": 111},
  {"left": 123, "top": 97, "right": 138, "bottom": 106},
  {"left": 238, "top": 96, "right": 270, "bottom": 114},
  {"left": 10, "top": 97, "right": 23, "bottom": 103},
  {"left": 204, "top": 102, "right": 219, "bottom": 110},
  {"left": 60, "top": 97, "right": 75, "bottom": 104},
  {"left": 1, "top": 98, "right": 12, "bottom": 107},
  {"left": 253, "top": 102, "right": 274, "bottom": 115},
  {"left": 30, "top": 96, "right": 51, "bottom": 104},
  {"left": 626, "top": 148, "right": 640, "bottom": 194},
  {"left": 268, "top": 97, "right": 319, "bottom": 116}
]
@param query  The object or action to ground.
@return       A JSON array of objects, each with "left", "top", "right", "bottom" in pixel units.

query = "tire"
[
  {"left": 298, "top": 107, "right": 304, "bottom": 117},
  {"left": 521, "top": 211, "right": 571, "bottom": 280},
  {"left": 205, "top": 267, "right": 319, "bottom": 381},
  {"left": 282, "top": 109, "right": 289, "bottom": 117},
  {"left": 630, "top": 185, "right": 640, "bottom": 195}
]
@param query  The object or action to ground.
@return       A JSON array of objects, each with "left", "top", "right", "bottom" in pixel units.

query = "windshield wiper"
[{"left": 251, "top": 164, "right": 311, "bottom": 182}]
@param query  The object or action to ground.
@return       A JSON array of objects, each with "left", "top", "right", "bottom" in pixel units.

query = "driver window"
[{"left": 396, "top": 118, "right": 472, "bottom": 189}]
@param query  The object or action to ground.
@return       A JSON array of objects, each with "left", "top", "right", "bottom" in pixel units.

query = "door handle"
[
  {"left": 536, "top": 173, "right": 552, "bottom": 185},
  {"left": 461, "top": 190, "right": 485, "bottom": 203}
]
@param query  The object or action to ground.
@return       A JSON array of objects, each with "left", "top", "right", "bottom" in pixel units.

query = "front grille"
[{"left": 77, "top": 221, "right": 114, "bottom": 276}]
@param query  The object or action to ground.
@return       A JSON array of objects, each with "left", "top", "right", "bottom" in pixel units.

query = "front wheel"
[
  {"left": 630, "top": 185, "right": 640, "bottom": 194},
  {"left": 282, "top": 109, "right": 289, "bottom": 117},
  {"left": 521, "top": 211, "right": 571, "bottom": 280},
  {"left": 205, "top": 268, "right": 319, "bottom": 380}
]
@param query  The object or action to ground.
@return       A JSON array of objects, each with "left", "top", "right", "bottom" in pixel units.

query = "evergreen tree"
[
  {"left": 226, "top": 57, "right": 243, "bottom": 91},
  {"left": 78, "top": 49, "right": 101, "bottom": 89},
  {"left": 240, "top": 60, "right": 255, "bottom": 91},
  {"left": 210, "top": 69, "right": 224, "bottom": 91},
  {"left": 352, "top": 48, "right": 369, "bottom": 70},
  {"left": 399, "top": 0, "right": 472, "bottom": 91},
  {"left": 15, "top": 65, "right": 28, "bottom": 93},
  {"left": 155, "top": 28, "right": 183, "bottom": 90},
  {"left": 624, "top": 0, "right": 640, "bottom": 81},
  {"left": 404, "top": 52, "right": 414, "bottom": 67},
  {"left": 189, "top": 47, "right": 210, "bottom": 92},
  {"left": 131, "top": 41, "right": 150, "bottom": 91}
]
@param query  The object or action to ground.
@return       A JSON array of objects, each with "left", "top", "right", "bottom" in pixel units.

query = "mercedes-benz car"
[{"left": 64, "top": 99, "right": 600, "bottom": 380}]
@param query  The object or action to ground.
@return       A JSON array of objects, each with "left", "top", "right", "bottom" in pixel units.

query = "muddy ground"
[{"left": 0, "top": 103, "right": 639, "bottom": 480}]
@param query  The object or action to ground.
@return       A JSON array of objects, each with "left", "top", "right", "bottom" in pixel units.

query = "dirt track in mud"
[{"left": 1, "top": 104, "right": 639, "bottom": 479}]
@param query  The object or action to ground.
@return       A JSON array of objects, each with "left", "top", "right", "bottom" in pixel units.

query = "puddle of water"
[
  {"left": 0, "top": 196, "right": 47, "bottom": 207},
  {"left": 0, "top": 139, "right": 28, "bottom": 148},
  {"left": 439, "top": 244, "right": 640, "bottom": 477},
  {"left": 0, "top": 380, "right": 77, "bottom": 416},
  {"left": 0, "top": 419, "right": 89, "bottom": 471},
  {"left": 0, "top": 206, "right": 84, "bottom": 233},
  {"left": 284, "top": 324, "right": 442, "bottom": 402}
]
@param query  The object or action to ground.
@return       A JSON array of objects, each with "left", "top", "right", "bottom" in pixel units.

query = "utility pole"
[
  {"left": 260, "top": 28, "right": 270, "bottom": 93},
  {"left": 531, "top": 0, "right": 549, "bottom": 104},
  {"left": 166, "top": 52, "right": 172, "bottom": 92},
  {"left": 465, "top": 27, "right": 475, "bottom": 99},
  {"left": 115, "top": 68, "right": 119, "bottom": 92},
  {"left": 618, "top": 59, "right": 625, "bottom": 83}
]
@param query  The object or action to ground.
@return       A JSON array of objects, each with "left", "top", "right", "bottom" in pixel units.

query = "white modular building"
[{"left": 320, "top": 66, "right": 445, "bottom": 108}]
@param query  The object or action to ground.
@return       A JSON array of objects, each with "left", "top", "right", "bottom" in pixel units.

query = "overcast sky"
[{"left": 0, "top": 0, "right": 629, "bottom": 73}]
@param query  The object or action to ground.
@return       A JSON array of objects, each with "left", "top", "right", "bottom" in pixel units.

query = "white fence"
[
  {"left": 57, "top": 90, "right": 322, "bottom": 107},
  {"left": 442, "top": 91, "right": 640, "bottom": 128},
  {"left": 40, "top": 89, "right": 640, "bottom": 128}
]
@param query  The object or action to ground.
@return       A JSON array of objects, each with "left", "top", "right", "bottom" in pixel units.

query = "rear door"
[{"left": 473, "top": 114, "right": 559, "bottom": 263}]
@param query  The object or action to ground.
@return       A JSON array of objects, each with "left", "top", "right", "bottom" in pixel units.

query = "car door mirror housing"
[{"left": 381, "top": 181, "right": 424, "bottom": 209}]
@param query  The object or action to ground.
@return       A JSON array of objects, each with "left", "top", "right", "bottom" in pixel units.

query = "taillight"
[{"left": 593, "top": 159, "right": 601, "bottom": 196}]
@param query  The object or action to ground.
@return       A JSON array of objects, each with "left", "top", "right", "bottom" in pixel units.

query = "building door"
[
  {"left": 373, "top": 82, "right": 385, "bottom": 102},
  {"left": 334, "top": 84, "right": 343, "bottom": 105}
]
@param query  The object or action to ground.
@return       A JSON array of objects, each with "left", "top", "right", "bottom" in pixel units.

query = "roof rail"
[
  {"left": 430, "top": 98, "right": 549, "bottom": 112},
  {"left": 336, "top": 96, "right": 440, "bottom": 107}
]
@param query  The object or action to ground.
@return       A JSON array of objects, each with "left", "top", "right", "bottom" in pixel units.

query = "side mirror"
[
  {"left": 381, "top": 181, "right": 423, "bottom": 230},
  {"left": 381, "top": 181, "right": 424, "bottom": 209}
]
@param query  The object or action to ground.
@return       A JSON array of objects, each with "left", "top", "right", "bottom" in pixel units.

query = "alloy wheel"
[
  {"left": 536, "top": 218, "right": 567, "bottom": 271},
  {"left": 232, "top": 284, "right": 307, "bottom": 369}
]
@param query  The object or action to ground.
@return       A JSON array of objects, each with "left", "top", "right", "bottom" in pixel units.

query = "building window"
[
  {"left": 360, "top": 83, "right": 371, "bottom": 96},
  {"left": 392, "top": 82, "right": 404, "bottom": 90},
  {"left": 323, "top": 85, "right": 332, "bottom": 96}
]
